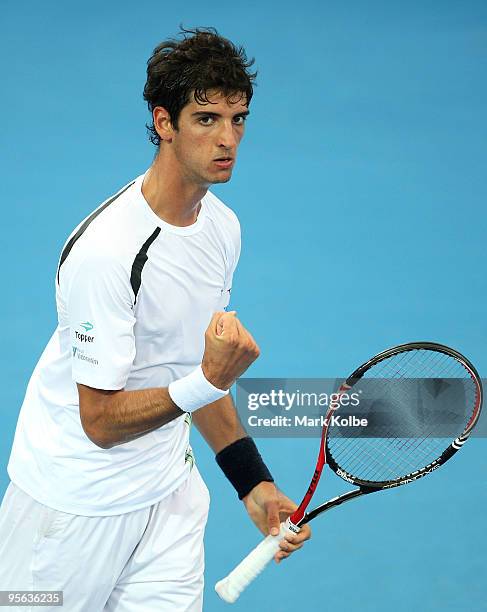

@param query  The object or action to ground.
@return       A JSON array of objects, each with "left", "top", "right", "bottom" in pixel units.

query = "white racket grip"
[{"left": 215, "top": 518, "right": 299, "bottom": 603}]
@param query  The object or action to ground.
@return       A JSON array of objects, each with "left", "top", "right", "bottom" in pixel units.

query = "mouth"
[{"left": 213, "top": 157, "right": 234, "bottom": 169}]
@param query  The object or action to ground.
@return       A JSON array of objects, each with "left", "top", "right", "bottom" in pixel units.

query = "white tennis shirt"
[{"left": 8, "top": 173, "right": 240, "bottom": 515}]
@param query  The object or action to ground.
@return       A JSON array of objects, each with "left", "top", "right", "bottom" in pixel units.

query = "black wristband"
[{"left": 215, "top": 436, "right": 274, "bottom": 500}]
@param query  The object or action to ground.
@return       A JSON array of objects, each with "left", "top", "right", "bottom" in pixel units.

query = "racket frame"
[{"left": 297, "top": 341, "right": 483, "bottom": 526}]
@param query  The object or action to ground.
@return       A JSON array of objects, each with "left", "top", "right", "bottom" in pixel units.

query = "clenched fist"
[{"left": 202, "top": 311, "right": 260, "bottom": 390}]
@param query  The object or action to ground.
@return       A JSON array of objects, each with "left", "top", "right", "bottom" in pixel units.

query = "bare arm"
[
  {"left": 192, "top": 393, "right": 247, "bottom": 453},
  {"left": 80, "top": 382, "right": 244, "bottom": 452},
  {"left": 77, "top": 384, "right": 184, "bottom": 449}
]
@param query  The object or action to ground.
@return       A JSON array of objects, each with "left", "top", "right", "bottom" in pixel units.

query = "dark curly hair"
[{"left": 143, "top": 27, "right": 257, "bottom": 146}]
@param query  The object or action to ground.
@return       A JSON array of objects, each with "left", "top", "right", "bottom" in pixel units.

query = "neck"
[{"left": 141, "top": 148, "right": 207, "bottom": 227}]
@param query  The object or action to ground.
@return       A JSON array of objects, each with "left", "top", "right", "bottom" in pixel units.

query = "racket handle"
[{"left": 215, "top": 518, "right": 299, "bottom": 603}]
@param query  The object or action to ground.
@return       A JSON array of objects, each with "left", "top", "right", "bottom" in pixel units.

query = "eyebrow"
[{"left": 191, "top": 110, "right": 250, "bottom": 118}]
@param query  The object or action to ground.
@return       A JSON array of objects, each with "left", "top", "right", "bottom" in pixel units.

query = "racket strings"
[
  {"left": 340, "top": 437, "right": 446, "bottom": 482},
  {"left": 333, "top": 432, "right": 445, "bottom": 481},
  {"left": 341, "top": 438, "right": 423, "bottom": 481},
  {"left": 328, "top": 348, "right": 478, "bottom": 483},
  {"left": 372, "top": 349, "right": 454, "bottom": 380}
]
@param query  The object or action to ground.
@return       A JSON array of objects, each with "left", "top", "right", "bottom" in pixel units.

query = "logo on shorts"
[
  {"left": 80, "top": 321, "right": 93, "bottom": 332},
  {"left": 185, "top": 446, "right": 195, "bottom": 470}
]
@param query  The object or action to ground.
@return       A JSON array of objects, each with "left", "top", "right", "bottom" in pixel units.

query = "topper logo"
[{"left": 75, "top": 331, "right": 94, "bottom": 343}]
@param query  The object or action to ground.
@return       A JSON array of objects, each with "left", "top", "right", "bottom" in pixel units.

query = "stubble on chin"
[
  {"left": 213, "top": 175, "right": 232, "bottom": 184},
  {"left": 199, "top": 171, "right": 232, "bottom": 186}
]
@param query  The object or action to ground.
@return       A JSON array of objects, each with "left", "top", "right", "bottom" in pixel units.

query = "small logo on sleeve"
[
  {"left": 75, "top": 321, "right": 95, "bottom": 343},
  {"left": 185, "top": 446, "right": 195, "bottom": 470},
  {"left": 72, "top": 346, "right": 98, "bottom": 366}
]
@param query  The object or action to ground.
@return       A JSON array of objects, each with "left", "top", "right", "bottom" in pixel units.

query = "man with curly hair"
[{"left": 0, "top": 27, "right": 310, "bottom": 611}]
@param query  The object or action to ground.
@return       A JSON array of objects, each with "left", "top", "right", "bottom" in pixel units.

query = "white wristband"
[{"left": 168, "top": 365, "right": 229, "bottom": 413}]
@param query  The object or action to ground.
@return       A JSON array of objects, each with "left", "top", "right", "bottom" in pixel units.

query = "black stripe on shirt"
[
  {"left": 130, "top": 227, "right": 161, "bottom": 303},
  {"left": 57, "top": 181, "right": 135, "bottom": 284}
]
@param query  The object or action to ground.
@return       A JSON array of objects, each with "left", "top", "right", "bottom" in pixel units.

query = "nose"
[{"left": 217, "top": 120, "right": 238, "bottom": 150}]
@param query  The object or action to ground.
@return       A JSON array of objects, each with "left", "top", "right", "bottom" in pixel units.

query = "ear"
[{"left": 153, "top": 106, "right": 175, "bottom": 143}]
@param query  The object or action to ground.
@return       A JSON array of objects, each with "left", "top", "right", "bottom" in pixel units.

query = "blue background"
[{"left": 1, "top": 1, "right": 486, "bottom": 610}]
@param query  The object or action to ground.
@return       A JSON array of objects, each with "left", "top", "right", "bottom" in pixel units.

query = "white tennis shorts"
[{"left": 0, "top": 467, "right": 210, "bottom": 611}]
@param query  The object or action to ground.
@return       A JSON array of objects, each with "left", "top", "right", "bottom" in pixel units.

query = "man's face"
[{"left": 170, "top": 90, "right": 249, "bottom": 187}]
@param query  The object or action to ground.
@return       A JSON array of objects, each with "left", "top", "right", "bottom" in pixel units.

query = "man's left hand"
[{"left": 242, "top": 481, "right": 311, "bottom": 563}]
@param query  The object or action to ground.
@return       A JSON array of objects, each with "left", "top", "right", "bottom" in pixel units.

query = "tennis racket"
[{"left": 215, "top": 341, "right": 483, "bottom": 603}]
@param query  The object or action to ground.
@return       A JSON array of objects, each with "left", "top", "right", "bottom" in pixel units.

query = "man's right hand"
[{"left": 202, "top": 311, "right": 260, "bottom": 390}]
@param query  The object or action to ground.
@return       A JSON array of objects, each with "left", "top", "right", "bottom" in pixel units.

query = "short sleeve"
[{"left": 67, "top": 253, "right": 136, "bottom": 390}]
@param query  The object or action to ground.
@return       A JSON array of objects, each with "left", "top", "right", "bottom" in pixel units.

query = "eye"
[
  {"left": 198, "top": 115, "right": 215, "bottom": 126},
  {"left": 233, "top": 115, "right": 247, "bottom": 125}
]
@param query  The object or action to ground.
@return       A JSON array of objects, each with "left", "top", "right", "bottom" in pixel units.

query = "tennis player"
[{"left": 0, "top": 27, "right": 310, "bottom": 611}]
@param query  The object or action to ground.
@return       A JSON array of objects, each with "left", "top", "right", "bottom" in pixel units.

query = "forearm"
[
  {"left": 192, "top": 393, "right": 247, "bottom": 453},
  {"left": 78, "top": 384, "right": 183, "bottom": 448},
  {"left": 194, "top": 394, "right": 274, "bottom": 499}
]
